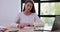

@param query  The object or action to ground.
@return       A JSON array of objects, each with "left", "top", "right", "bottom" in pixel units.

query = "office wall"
[{"left": 0, "top": 0, "right": 21, "bottom": 26}]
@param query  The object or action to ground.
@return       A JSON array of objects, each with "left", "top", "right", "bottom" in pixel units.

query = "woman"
[{"left": 12, "top": 0, "right": 44, "bottom": 29}]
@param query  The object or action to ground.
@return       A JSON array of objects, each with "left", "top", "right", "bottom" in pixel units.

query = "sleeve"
[
  {"left": 34, "top": 13, "right": 44, "bottom": 27},
  {"left": 10, "top": 13, "right": 20, "bottom": 28},
  {"left": 10, "top": 23, "right": 19, "bottom": 28}
]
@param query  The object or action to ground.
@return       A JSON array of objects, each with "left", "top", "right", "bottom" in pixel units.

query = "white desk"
[{"left": 5, "top": 26, "right": 34, "bottom": 32}]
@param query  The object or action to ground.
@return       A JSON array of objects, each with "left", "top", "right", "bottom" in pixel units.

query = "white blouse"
[{"left": 11, "top": 12, "right": 44, "bottom": 27}]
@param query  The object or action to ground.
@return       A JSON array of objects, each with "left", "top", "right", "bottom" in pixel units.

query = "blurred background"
[
  {"left": 0, "top": 0, "right": 21, "bottom": 26},
  {"left": 0, "top": 0, "right": 60, "bottom": 32}
]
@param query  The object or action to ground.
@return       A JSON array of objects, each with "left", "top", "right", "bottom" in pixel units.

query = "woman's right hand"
[
  {"left": 17, "top": 23, "right": 34, "bottom": 29},
  {"left": 17, "top": 24, "right": 25, "bottom": 29}
]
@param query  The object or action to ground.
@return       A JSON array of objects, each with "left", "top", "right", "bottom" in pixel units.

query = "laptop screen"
[{"left": 52, "top": 16, "right": 60, "bottom": 31}]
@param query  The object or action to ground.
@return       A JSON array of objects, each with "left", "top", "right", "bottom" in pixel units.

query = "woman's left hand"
[
  {"left": 24, "top": 23, "right": 34, "bottom": 27},
  {"left": 2, "top": 28, "right": 8, "bottom": 31}
]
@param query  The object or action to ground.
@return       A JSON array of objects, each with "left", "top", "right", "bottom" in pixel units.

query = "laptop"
[{"left": 52, "top": 16, "right": 60, "bottom": 31}]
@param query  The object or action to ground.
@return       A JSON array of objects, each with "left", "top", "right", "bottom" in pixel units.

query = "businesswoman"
[{"left": 11, "top": 0, "right": 44, "bottom": 29}]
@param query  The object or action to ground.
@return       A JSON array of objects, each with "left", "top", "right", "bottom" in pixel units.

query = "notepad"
[{"left": 24, "top": 26, "right": 32, "bottom": 29}]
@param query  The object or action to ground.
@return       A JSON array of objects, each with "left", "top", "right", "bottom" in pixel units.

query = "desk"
[
  {"left": 5, "top": 26, "right": 59, "bottom": 32},
  {"left": 5, "top": 26, "right": 47, "bottom": 32},
  {"left": 5, "top": 26, "right": 34, "bottom": 32},
  {"left": 5, "top": 26, "right": 57, "bottom": 32},
  {"left": 52, "top": 30, "right": 60, "bottom": 32}
]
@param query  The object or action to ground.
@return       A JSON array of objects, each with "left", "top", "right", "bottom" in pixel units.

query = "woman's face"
[{"left": 25, "top": 2, "right": 33, "bottom": 12}]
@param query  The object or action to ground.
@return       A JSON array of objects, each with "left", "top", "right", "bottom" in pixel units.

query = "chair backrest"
[{"left": 52, "top": 16, "right": 60, "bottom": 31}]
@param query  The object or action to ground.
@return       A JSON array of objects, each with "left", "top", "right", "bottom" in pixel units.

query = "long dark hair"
[{"left": 23, "top": 0, "right": 35, "bottom": 13}]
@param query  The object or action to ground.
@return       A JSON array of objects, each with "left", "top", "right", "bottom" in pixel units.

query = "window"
[
  {"left": 19, "top": 0, "right": 21, "bottom": 12},
  {"left": 40, "top": 0, "right": 53, "bottom": 1},
  {"left": 40, "top": 17, "right": 55, "bottom": 30},
  {"left": 40, "top": 0, "right": 59, "bottom": 1},
  {"left": 40, "top": 2, "right": 60, "bottom": 15},
  {"left": 40, "top": 2, "right": 60, "bottom": 30}
]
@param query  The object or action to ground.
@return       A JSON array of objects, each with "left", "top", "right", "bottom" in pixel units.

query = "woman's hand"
[
  {"left": 25, "top": 23, "right": 31, "bottom": 26},
  {"left": 17, "top": 24, "right": 25, "bottom": 29},
  {"left": 17, "top": 23, "right": 34, "bottom": 29},
  {"left": 24, "top": 23, "right": 34, "bottom": 27},
  {"left": 1, "top": 28, "right": 8, "bottom": 31}
]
